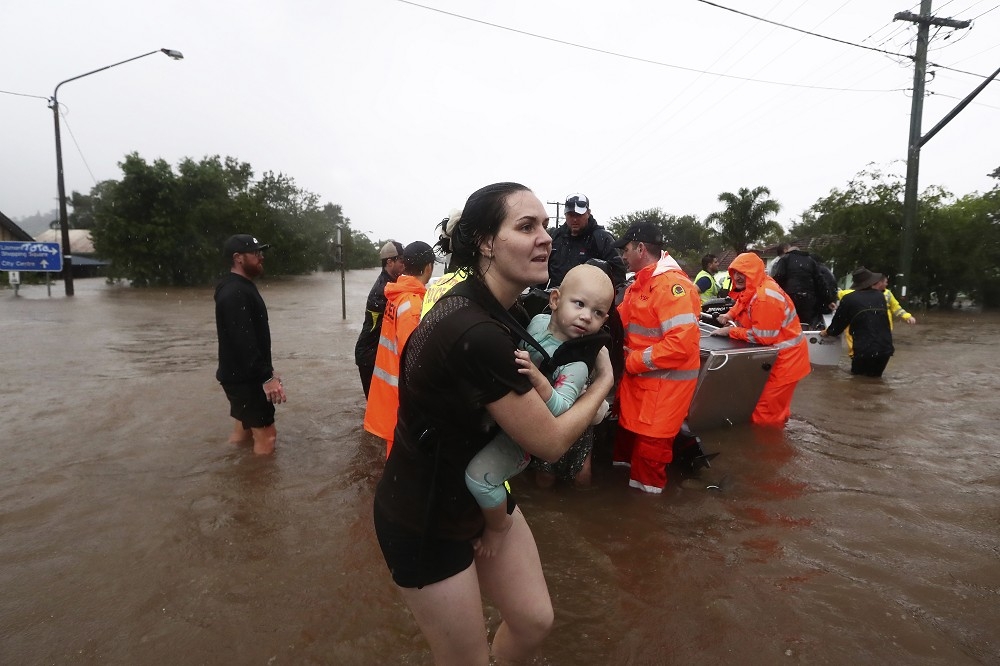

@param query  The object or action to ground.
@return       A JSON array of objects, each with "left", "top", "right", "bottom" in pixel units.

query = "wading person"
[
  {"left": 364, "top": 241, "right": 436, "bottom": 458},
  {"left": 712, "top": 252, "right": 810, "bottom": 426},
  {"left": 355, "top": 240, "right": 405, "bottom": 398},
  {"left": 465, "top": 263, "right": 615, "bottom": 556},
  {"left": 822, "top": 267, "right": 895, "bottom": 377},
  {"left": 373, "top": 183, "right": 614, "bottom": 665},
  {"left": 215, "top": 234, "right": 287, "bottom": 455},
  {"left": 612, "top": 222, "right": 702, "bottom": 494}
]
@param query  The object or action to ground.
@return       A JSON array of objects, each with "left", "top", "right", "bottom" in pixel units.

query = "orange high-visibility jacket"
[
  {"left": 364, "top": 275, "right": 426, "bottom": 441},
  {"left": 725, "top": 252, "right": 810, "bottom": 387},
  {"left": 617, "top": 252, "right": 702, "bottom": 439}
]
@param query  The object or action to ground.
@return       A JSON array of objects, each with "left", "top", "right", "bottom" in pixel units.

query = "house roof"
[
  {"left": 0, "top": 210, "right": 34, "bottom": 242},
  {"left": 33, "top": 228, "right": 96, "bottom": 254}
]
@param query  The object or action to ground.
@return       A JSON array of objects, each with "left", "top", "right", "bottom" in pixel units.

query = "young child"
[{"left": 465, "top": 263, "right": 615, "bottom": 557}]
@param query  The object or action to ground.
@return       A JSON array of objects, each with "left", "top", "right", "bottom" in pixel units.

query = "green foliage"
[
  {"left": 801, "top": 166, "right": 1000, "bottom": 308},
  {"left": 606, "top": 208, "right": 718, "bottom": 269},
  {"left": 705, "top": 186, "right": 783, "bottom": 252},
  {"left": 88, "top": 153, "right": 377, "bottom": 286}
]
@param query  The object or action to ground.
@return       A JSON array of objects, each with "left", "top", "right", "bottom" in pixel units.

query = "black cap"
[
  {"left": 223, "top": 234, "right": 270, "bottom": 256},
  {"left": 403, "top": 241, "right": 436, "bottom": 270},
  {"left": 613, "top": 222, "right": 663, "bottom": 249}
]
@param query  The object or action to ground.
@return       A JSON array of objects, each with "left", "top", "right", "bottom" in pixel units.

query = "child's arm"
[
  {"left": 514, "top": 349, "right": 552, "bottom": 402},
  {"left": 516, "top": 353, "right": 590, "bottom": 417}
]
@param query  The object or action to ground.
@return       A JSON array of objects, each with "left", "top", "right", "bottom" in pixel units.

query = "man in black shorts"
[{"left": 215, "top": 234, "right": 287, "bottom": 455}]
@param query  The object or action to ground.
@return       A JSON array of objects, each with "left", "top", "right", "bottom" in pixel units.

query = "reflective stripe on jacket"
[
  {"left": 617, "top": 252, "right": 702, "bottom": 438},
  {"left": 364, "top": 275, "right": 426, "bottom": 440},
  {"left": 726, "top": 253, "right": 810, "bottom": 386}
]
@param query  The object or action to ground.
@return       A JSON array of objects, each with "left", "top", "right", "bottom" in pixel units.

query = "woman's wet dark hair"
[{"left": 450, "top": 182, "right": 530, "bottom": 275}]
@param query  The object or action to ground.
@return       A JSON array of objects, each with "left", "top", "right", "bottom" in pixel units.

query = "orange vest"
[
  {"left": 364, "top": 276, "right": 426, "bottom": 444},
  {"left": 726, "top": 253, "right": 811, "bottom": 386},
  {"left": 617, "top": 253, "right": 702, "bottom": 438}
]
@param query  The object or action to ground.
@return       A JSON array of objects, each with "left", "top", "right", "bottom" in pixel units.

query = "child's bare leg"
[{"left": 473, "top": 504, "right": 513, "bottom": 558}]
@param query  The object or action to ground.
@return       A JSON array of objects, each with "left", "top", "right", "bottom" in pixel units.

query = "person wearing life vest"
[
  {"left": 611, "top": 221, "right": 702, "bottom": 493},
  {"left": 363, "top": 241, "right": 436, "bottom": 457},
  {"left": 711, "top": 252, "right": 811, "bottom": 427},
  {"left": 694, "top": 253, "right": 721, "bottom": 304},
  {"left": 355, "top": 240, "right": 405, "bottom": 397}
]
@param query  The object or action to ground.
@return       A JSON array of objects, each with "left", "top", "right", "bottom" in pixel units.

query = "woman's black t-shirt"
[{"left": 374, "top": 279, "right": 533, "bottom": 541}]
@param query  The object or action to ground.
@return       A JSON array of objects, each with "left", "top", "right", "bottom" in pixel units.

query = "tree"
[
  {"left": 705, "top": 186, "right": 782, "bottom": 252},
  {"left": 607, "top": 208, "right": 717, "bottom": 271},
  {"left": 801, "top": 166, "right": 1000, "bottom": 308},
  {"left": 89, "top": 153, "right": 373, "bottom": 286}
]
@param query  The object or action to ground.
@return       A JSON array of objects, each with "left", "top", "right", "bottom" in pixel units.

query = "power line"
[
  {"left": 0, "top": 89, "right": 48, "bottom": 101},
  {"left": 693, "top": 0, "right": 915, "bottom": 59},
  {"left": 58, "top": 105, "right": 99, "bottom": 188},
  {"left": 695, "top": 0, "right": 991, "bottom": 79},
  {"left": 968, "top": 3, "right": 1000, "bottom": 21},
  {"left": 395, "top": 0, "right": 906, "bottom": 93}
]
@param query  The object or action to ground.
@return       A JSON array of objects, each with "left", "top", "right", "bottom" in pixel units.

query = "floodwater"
[{"left": 2, "top": 271, "right": 998, "bottom": 665}]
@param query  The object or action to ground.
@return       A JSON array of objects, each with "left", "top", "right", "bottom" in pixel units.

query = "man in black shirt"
[
  {"left": 355, "top": 240, "right": 405, "bottom": 397},
  {"left": 215, "top": 234, "right": 287, "bottom": 455},
  {"left": 545, "top": 193, "right": 626, "bottom": 289},
  {"left": 821, "top": 267, "right": 894, "bottom": 377}
]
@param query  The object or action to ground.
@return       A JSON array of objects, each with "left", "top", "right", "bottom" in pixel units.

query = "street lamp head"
[{"left": 161, "top": 49, "right": 184, "bottom": 60}]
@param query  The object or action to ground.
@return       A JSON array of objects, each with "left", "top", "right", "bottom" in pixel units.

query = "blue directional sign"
[{"left": 0, "top": 241, "right": 63, "bottom": 272}]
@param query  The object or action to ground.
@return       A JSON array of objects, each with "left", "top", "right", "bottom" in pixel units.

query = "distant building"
[
  {"left": 0, "top": 209, "right": 34, "bottom": 242},
  {"left": 32, "top": 228, "right": 109, "bottom": 278}
]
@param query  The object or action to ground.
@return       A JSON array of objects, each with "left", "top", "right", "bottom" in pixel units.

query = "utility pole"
[
  {"left": 547, "top": 201, "right": 564, "bottom": 228},
  {"left": 894, "top": 2, "right": 970, "bottom": 303}
]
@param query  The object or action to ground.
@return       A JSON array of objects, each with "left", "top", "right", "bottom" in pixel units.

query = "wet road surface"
[{"left": 2, "top": 273, "right": 998, "bottom": 664}]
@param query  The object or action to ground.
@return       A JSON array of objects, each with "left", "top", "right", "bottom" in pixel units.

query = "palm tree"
[{"left": 706, "top": 186, "right": 782, "bottom": 252}]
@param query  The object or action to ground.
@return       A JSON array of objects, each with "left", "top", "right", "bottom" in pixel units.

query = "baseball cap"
[
  {"left": 403, "top": 241, "right": 437, "bottom": 270},
  {"left": 379, "top": 240, "right": 405, "bottom": 260},
  {"left": 565, "top": 193, "right": 589, "bottom": 215},
  {"left": 613, "top": 222, "right": 663, "bottom": 249},
  {"left": 223, "top": 234, "right": 270, "bottom": 256}
]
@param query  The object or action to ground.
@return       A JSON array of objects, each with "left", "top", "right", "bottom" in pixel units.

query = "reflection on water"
[{"left": 2, "top": 276, "right": 998, "bottom": 664}]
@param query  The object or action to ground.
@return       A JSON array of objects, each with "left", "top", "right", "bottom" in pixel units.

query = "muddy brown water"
[{"left": 2, "top": 272, "right": 998, "bottom": 665}]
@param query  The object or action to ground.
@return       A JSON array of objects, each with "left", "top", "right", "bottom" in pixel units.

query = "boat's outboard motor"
[
  {"left": 700, "top": 297, "right": 735, "bottom": 327},
  {"left": 671, "top": 425, "right": 718, "bottom": 474}
]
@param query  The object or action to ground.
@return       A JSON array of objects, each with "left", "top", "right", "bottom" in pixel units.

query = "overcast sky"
[{"left": 3, "top": 0, "right": 998, "bottom": 246}]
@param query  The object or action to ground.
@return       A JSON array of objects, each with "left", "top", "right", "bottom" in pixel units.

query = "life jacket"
[
  {"left": 694, "top": 269, "right": 720, "bottom": 303},
  {"left": 727, "top": 253, "right": 810, "bottom": 386},
  {"left": 617, "top": 252, "right": 702, "bottom": 438},
  {"left": 364, "top": 275, "right": 426, "bottom": 448}
]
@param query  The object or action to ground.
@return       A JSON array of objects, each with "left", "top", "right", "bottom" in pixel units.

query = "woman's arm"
[{"left": 486, "top": 348, "right": 612, "bottom": 463}]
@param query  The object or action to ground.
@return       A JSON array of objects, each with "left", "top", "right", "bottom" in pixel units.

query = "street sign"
[{"left": 0, "top": 241, "right": 63, "bottom": 272}]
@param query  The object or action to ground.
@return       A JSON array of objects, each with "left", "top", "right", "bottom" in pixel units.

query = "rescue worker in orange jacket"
[
  {"left": 363, "top": 241, "right": 436, "bottom": 457},
  {"left": 711, "top": 252, "right": 811, "bottom": 427},
  {"left": 611, "top": 222, "right": 702, "bottom": 493}
]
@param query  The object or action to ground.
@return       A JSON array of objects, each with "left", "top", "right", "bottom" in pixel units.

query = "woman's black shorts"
[{"left": 373, "top": 495, "right": 515, "bottom": 589}]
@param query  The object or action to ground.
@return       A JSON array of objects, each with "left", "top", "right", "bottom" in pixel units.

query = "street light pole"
[{"left": 50, "top": 48, "right": 184, "bottom": 296}]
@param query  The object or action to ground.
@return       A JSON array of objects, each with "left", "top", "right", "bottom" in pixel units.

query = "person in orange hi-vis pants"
[
  {"left": 710, "top": 252, "right": 811, "bottom": 427},
  {"left": 612, "top": 222, "right": 702, "bottom": 494},
  {"left": 364, "top": 241, "right": 436, "bottom": 457}
]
